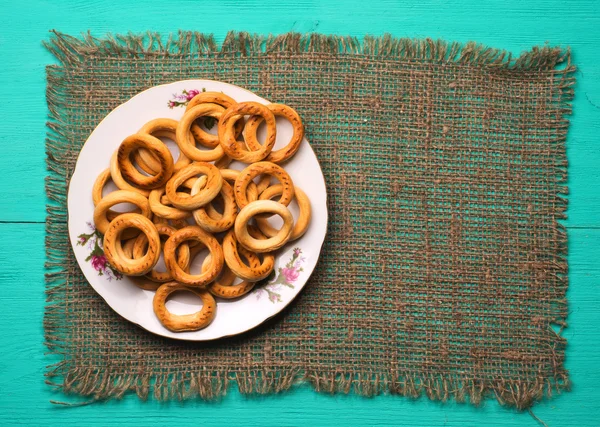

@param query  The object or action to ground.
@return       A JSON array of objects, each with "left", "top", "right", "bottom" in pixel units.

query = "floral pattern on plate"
[
  {"left": 255, "top": 248, "right": 305, "bottom": 303},
  {"left": 77, "top": 222, "right": 123, "bottom": 280}
]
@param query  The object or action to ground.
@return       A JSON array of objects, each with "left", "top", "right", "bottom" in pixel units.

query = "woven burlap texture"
[{"left": 44, "top": 31, "right": 574, "bottom": 409}]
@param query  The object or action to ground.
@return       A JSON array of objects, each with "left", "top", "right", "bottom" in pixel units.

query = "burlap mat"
[{"left": 44, "top": 31, "right": 574, "bottom": 409}]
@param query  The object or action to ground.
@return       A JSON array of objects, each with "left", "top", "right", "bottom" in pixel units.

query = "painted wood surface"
[{"left": 0, "top": 0, "right": 598, "bottom": 425}]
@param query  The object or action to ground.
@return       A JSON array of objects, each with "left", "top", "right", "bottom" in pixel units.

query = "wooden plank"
[
  {"left": 0, "top": 222, "right": 598, "bottom": 424},
  {"left": 0, "top": 0, "right": 598, "bottom": 225},
  {"left": 0, "top": 0, "right": 599, "bottom": 425}
]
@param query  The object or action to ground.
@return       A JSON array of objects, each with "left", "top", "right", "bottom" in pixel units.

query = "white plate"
[{"left": 68, "top": 80, "right": 328, "bottom": 341}]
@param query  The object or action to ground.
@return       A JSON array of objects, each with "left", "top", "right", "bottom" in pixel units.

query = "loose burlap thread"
[{"left": 44, "top": 31, "right": 574, "bottom": 409}]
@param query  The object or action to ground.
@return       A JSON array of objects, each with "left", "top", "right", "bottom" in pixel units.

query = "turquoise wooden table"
[{"left": 1, "top": 1, "right": 599, "bottom": 425}]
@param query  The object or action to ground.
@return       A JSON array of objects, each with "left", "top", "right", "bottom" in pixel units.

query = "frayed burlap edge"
[{"left": 44, "top": 30, "right": 574, "bottom": 409}]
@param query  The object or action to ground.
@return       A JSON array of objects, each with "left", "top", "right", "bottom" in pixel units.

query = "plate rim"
[{"left": 66, "top": 79, "right": 328, "bottom": 341}]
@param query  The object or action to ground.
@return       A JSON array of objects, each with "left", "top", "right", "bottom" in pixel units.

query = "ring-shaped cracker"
[
  {"left": 110, "top": 151, "right": 150, "bottom": 197},
  {"left": 93, "top": 168, "right": 125, "bottom": 221},
  {"left": 233, "top": 162, "right": 294, "bottom": 210},
  {"left": 176, "top": 104, "right": 226, "bottom": 162},
  {"left": 135, "top": 118, "right": 191, "bottom": 174},
  {"left": 218, "top": 102, "right": 276, "bottom": 163},
  {"left": 133, "top": 224, "right": 190, "bottom": 283},
  {"left": 222, "top": 228, "right": 274, "bottom": 281},
  {"left": 186, "top": 92, "right": 244, "bottom": 148},
  {"left": 165, "top": 162, "right": 222, "bottom": 210},
  {"left": 93, "top": 190, "right": 152, "bottom": 235},
  {"left": 192, "top": 179, "right": 237, "bottom": 233},
  {"left": 256, "top": 185, "right": 311, "bottom": 241},
  {"left": 153, "top": 282, "right": 217, "bottom": 332},
  {"left": 202, "top": 253, "right": 257, "bottom": 299},
  {"left": 117, "top": 133, "right": 174, "bottom": 189},
  {"left": 103, "top": 213, "right": 161, "bottom": 276},
  {"left": 163, "top": 226, "right": 224, "bottom": 287},
  {"left": 149, "top": 187, "right": 191, "bottom": 220},
  {"left": 235, "top": 200, "right": 293, "bottom": 253},
  {"left": 207, "top": 169, "right": 259, "bottom": 220},
  {"left": 244, "top": 103, "right": 304, "bottom": 163}
]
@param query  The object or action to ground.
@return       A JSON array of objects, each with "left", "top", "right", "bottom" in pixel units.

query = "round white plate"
[{"left": 68, "top": 79, "right": 328, "bottom": 341}]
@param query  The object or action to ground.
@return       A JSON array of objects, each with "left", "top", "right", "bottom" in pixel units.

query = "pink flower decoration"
[
  {"left": 186, "top": 89, "right": 200, "bottom": 100},
  {"left": 91, "top": 255, "right": 107, "bottom": 272},
  {"left": 293, "top": 248, "right": 301, "bottom": 257},
  {"left": 282, "top": 267, "right": 300, "bottom": 283},
  {"left": 167, "top": 101, "right": 176, "bottom": 109}
]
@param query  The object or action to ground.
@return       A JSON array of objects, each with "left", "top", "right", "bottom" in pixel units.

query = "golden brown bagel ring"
[
  {"left": 133, "top": 224, "right": 190, "bottom": 283},
  {"left": 158, "top": 176, "right": 204, "bottom": 206},
  {"left": 218, "top": 102, "right": 276, "bottom": 163},
  {"left": 235, "top": 200, "right": 293, "bottom": 253},
  {"left": 165, "top": 162, "right": 222, "bottom": 210},
  {"left": 256, "top": 185, "right": 311, "bottom": 241},
  {"left": 117, "top": 133, "right": 174, "bottom": 190},
  {"left": 233, "top": 162, "right": 294, "bottom": 210},
  {"left": 103, "top": 213, "right": 160, "bottom": 276},
  {"left": 120, "top": 237, "right": 163, "bottom": 290},
  {"left": 149, "top": 187, "right": 191, "bottom": 220},
  {"left": 244, "top": 103, "right": 304, "bottom": 164},
  {"left": 119, "top": 238, "right": 162, "bottom": 291},
  {"left": 93, "top": 190, "right": 152, "bottom": 235},
  {"left": 93, "top": 168, "right": 123, "bottom": 221},
  {"left": 136, "top": 118, "right": 191, "bottom": 173},
  {"left": 213, "top": 154, "right": 232, "bottom": 169},
  {"left": 202, "top": 253, "right": 257, "bottom": 299},
  {"left": 135, "top": 131, "right": 189, "bottom": 174},
  {"left": 206, "top": 170, "right": 258, "bottom": 220},
  {"left": 192, "top": 179, "right": 237, "bottom": 233},
  {"left": 110, "top": 151, "right": 150, "bottom": 198},
  {"left": 186, "top": 92, "right": 244, "bottom": 148},
  {"left": 163, "top": 226, "right": 224, "bottom": 287},
  {"left": 222, "top": 228, "right": 274, "bottom": 281},
  {"left": 153, "top": 282, "right": 216, "bottom": 332},
  {"left": 176, "top": 104, "right": 226, "bottom": 162}
]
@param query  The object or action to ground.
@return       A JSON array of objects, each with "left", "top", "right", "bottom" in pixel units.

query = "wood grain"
[{"left": 0, "top": 0, "right": 599, "bottom": 425}]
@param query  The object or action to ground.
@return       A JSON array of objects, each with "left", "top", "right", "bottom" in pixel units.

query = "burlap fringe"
[
  {"left": 44, "top": 29, "right": 575, "bottom": 72},
  {"left": 44, "top": 30, "right": 574, "bottom": 408},
  {"left": 45, "top": 364, "right": 569, "bottom": 410}
]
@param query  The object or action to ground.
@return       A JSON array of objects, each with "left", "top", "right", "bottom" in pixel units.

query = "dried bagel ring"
[
  {"left": 204, "top": 169, "right": 257, "bottom": 220},
  {"left": 165, "top": 162, "right": 222, "bottom": 210},
  {"left": 218, "top": 102, "right": 276, "bottom": 163},
  {"left": 244, "top": 103, "right": 304, "bottom": 163},
  {"left": 120, "top": 238, "right": 162, "bottom": 291},
  {"left": 149, "top": 187, "right": 191, "bottom": 220},
  {"left": 152, "top": 215, "right": 192, "bottom": 233},
  {"left": 192, "top": 179, "right": 237, "bottom": 233},
  {"left": 235, "top": 200, "right": 293, "bottom": 253},
  {"left": 136, "top": 118, "right": 191, "bottom": 173},
  {"left": 202, "top": 253, "right": 257, "bottom": 299},
  {"left": 233, "top": 162, "right": 295, "bottom": 210},
  {"left": 176, "top": 103, "right": 226, "bottom": 162},
  {"left": 186, "top": 92, "right": 244, "bottom": 148},
  {"left": 153, "top": 282, "right": 216, "bottom": 332},
  {"left": 103, "top": 213, "right": 160, "bottom": 276},
  {"left": 133, "top": 224, "right": 190, "bottom": 283},
  {"left": 158, "top": 176, "right": 205, "bottom": 206},
  {"left": 163, "top": 226, "right": 224, "bottom": 287},
  {"left": 93, "top": 168, "right": 122, "bottom": 221},
  {"left": 110, "top": 151, "right": 150, "bottom": 198},
  {"left": 256, "top": 185, "right": 311, "bottom": 241},
  {"left": 117, "top": 133, "right": 174, "bottom": 190},
  {"left": 213, "top": 154, "right": 232, "bottom": 169},
  {"left": 223, "top": 228, "right": 274, "bottom": 281},
  {"left": 93, "top": 190, "right": 152, "bottom": 235}
]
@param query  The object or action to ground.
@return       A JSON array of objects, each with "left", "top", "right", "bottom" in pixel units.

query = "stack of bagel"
[{"left": 92, "top": 92, "right": 311, "bottom": 332}]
